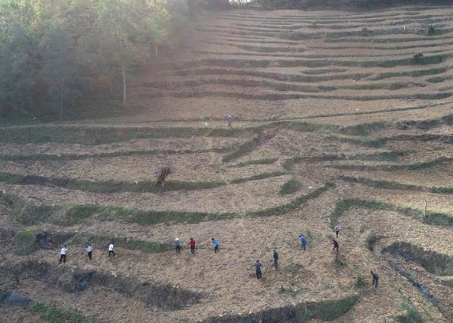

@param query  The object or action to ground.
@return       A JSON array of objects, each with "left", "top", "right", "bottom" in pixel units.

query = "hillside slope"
[{"left": 1, "top": 5, "right": 453, "bottom": 323}]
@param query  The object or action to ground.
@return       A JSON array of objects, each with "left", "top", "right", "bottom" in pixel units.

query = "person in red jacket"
[{"left": 189, "top": 238, "right": 196, "bottom": 254}]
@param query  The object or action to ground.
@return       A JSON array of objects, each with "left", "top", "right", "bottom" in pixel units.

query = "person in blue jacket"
[
  {"left": 212, "top": 238, "right": 220, "bottom": 253},
  {"left": 299, "top": 235, "right": 307, "bottom": 251}
]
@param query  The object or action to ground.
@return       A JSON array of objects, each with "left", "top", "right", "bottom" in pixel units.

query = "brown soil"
[{"left": 2, "top": 4, "right": 453, "bottom": 323}]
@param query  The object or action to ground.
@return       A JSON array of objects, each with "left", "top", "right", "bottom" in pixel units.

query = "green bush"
[
  {"left": 30, "top": 302, "right": 96, "bottom": 323},
  {"left": 427, "top": 25, "right": 437, "bottom": 35},
  {"left": 413, "top": 53, "right": 424, "bottom": 63},
  {"left": 126, "top": 239, "right": 172, "bottom": 253},
  {"left": 354, "top": 276, "right": 366, "bottom": 289},
  {"left": 396, "top": 301, "right": 424, "bottom": 323},
  {"left": 15, "top": 230, "right": 37, "bottom": 255},
  {"left": 366, "top": 232, "right": 380, "bottom": 251},
  {"left": 279, "top": 178, "right": 302, "bottom": 195},
  {"left": 359, "top": 27, "right": 371, "bottom": 36}
]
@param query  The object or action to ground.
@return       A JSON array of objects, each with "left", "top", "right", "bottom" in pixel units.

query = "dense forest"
[
  {"left": 0, "top": 0, "right": 208, "bottom": 120},
  {"left": 0, "top": 0, "right": 449, "bottom": 120}
]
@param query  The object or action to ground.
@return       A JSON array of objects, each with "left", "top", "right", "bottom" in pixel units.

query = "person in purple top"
[
  {"left": 224, "top": 115, "right": 233, "bottom": 129},
  {"left": 299, "top": 235, "right": 307, "bottom": 251}
]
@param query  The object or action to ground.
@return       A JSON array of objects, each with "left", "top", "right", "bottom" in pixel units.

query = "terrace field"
[{"left": 1, "top": 4, "right": 453, "bottom": 323}]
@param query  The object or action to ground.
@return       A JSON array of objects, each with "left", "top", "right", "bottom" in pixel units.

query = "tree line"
[{"left": 0, "top": 0, "right": 200, "bottom": 120}]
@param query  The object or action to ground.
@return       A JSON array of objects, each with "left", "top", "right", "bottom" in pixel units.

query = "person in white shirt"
[
  {"left": 108, "top": 243, "right": 115, "bottom": 257},
  {"left": 59, "top": 245, "right": 68, "bottom": 264},
  {"left": 334, "top": 224, "right": 341, "bottom": 238},
  {"left": 85, "top": 244, "right": 93, "bottom": 261}
]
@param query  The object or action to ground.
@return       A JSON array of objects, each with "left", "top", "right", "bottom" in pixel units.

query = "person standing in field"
[
  {"left": 211, "top": 238, "right": 220, "bottom": 253},
  {"left": 299, "top": 235, "right": 307, "bottom": 251},
  {"left": 224, "top": 115, "right": 233, "bottom": 129},
  {"left": 59, "top": 245, "right": 68, "bottom": 264},
  {"left": 332, "top": 239, "right": 339, "bottom": 252},
  {"left": 175, "top": 238, "right": 181, "bottom": 253},
  {"left": 273, "top": 250, "right": 279, "bottom": 269},
  {"left": 334, "top": 224, "right": 341, "bottom": 238},
  {"left": 254, "top": 260, "right": 262, "bottom": 279},
  {"left": 85, "top": 244, "right": 93, "bottom": 261},
  {"left": 108, "top": 243, "right": 115, "bottom": 257},
  {"left": 371, "top": 270, "right": 379, "bottom": 288},
  {"left": 189, "top": 238, "right": 196, "bottom": 254}
]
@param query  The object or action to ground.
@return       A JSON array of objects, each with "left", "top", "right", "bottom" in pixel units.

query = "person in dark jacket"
[
  {"left": 273, "top": 250, "right": 279, "bottom": 269},
  {"left": 332, "top": 239, "right": 339, "bottom": 252},
  {"left": 371, "top": 270, "right": 379, "bottom": 288},
  {"left": 254, "top": 260, "right": 262, "bottom": 279}
]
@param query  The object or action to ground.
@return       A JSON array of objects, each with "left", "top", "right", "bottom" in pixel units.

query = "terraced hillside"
[{"left": 2, "top": 5, "right": 453, "bottom": 323}]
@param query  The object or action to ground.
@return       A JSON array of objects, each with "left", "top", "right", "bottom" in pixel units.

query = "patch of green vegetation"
[
  {"left": 97, "top": 206, "right": 225, "bottom": 225},
  {"left": 223, "top": 135, "right": 262, "bottom": 162},
  {"left": 354, "top": 276, "right": 366, "bottom": 289},
  {"left": 0, "top": 191, "right": 235, "bottom": 226},
  {"left": 415, "top": 119, "right": 440, "bottom": 130},
  {"left": 340, "top": 176, "right": 421, "bottom": 192},
  {"left": 413, "top": 52, "right": 424, "bottom": 63},
  {"left": 366, "top": 232, "right": 380, "bottom": 251},
  {"left": 282, "top": 157, "right": 307, "bottom": 171},
  {"left": 361, "top": 151, "right": 399, "bottom": 162},
  {"left": 426, "top": 75, "right": 453, "bottom": 83},
  {"left": 0, "top": 147, "right": 228, "bottom": 162},
  {"left": 278, "top": 285, "right": 298, "bottom": 295},
  {"left": 340, "top": 122, "right": 385, "bottom": 136},
  {"left": 247, "top": 183, "right": 334, "bottom": 217},
  {"left": 359, "top": 27, "right": 371, "bottom": 36},
  {"left": 54, "top": 205, "right": 100, "bottom": 226},
  {"left": 426, "top": 25, "right": 438, "bottom": 36},
  {"left": 231, "top": 158, "right": 278, "bottom": 167},
  {"left": 14, "top": 230, "right": 37, "bottom": 255},
  {"left": 396, "top": 301, "right": 424, "bottom": 323},
  {"left": 0, "top": 125, "right": 265, "bottom": 145},
  {"left": 441, "top": 114, "right": 453, "bottom": 125},
  {"left": 288, "top": 121, "right": 339, "bottom": 133},
  {"left": 333, "top": 156, "right": 453, "bottom": 172},
  {"left": 0, "top": 191, "right": 52, "bottom": 225},
  {"left": 334, "top": 254, "right": 347, "bottom": 268},
  {"left": 279, "top": 178, "right": 302, "bottom": 195},
  {"left": 0, "top": 172, "right": 225, "bottom": 194},
  {"left": 334, "top": 135, "right": 385, "bottom": 148},
  {"left": 372, "top": 67, "right": 448, "bottom": 81},
  {"left": 330, "top": 198, "right": 453, "bottom": 228},
  {"left": 126, "top": 238, "right": 172, "bottom": 253},
  {"left": 335, "top": 53, "right": 450, "bottom": 68},
  {"left": 229, "top": 171, "right": 287, "bottom": 184},
  {"left": 29, "top": 302, "right": 96, "bottom": 323},
  {"left": 67, "top": 234, "right": 91, "bottom": 246},
  {"left": 297, "top": 295, "right": 359, "bottom": 321},
  {"left": 342, "top": 175, "right": 453, "bottom": 198}
]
